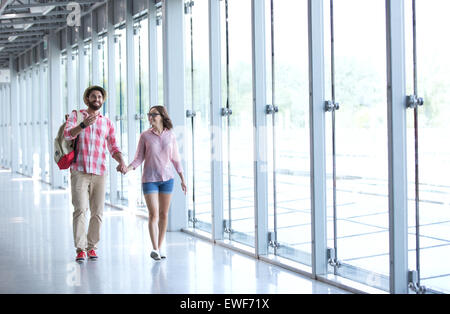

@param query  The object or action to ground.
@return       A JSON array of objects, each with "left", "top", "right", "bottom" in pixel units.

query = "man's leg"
[
  {"left": 86, "top": 174, "right": 106, "bottom": 252},
  {"left": 71, "top": 170, "right": 90, "bottom": 253}
]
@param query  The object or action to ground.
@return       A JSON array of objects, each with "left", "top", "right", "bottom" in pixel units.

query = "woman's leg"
[
  {"left": 157, "top": 192, "right": 173, "bottom": 250},
  {"left": 144, "top": 193, "right": 160, "bottom": 251}
]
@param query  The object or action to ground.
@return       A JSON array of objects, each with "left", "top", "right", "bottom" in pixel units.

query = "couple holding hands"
[{"left": 64, "top": 85, "right": 186, "bottom": 262}]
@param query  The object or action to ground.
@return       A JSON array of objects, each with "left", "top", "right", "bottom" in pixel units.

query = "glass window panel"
[
  {"left": 157, "top": 12, "right": 164, "bottom": 105},
  {"left": 185, "top": 0, "right": 212, "bottom": 233},
  {"left": 61, "top": 54, "right": 68, "bottom": 115},
  {"left": 98, "top": 35, "right": 108, "bottom": 115},
  {"left": 98, "top": 34, "right": 110, "bottom": 199},
  {"left": 115, "top": 27, "right": 128, "bottom": 203},
  {"left": 72, "top": 47, "right": 79, "bottom": 108},
  {"left": 221, "top": 0, "right": 255, "bottom": 247},
  {"left": 133, "top": 18, "right": 150, "bottom": 210},
  {"left": 42, "top": 62, "right": 50, "bottom": 183},
  {"left": 266, "top": 0, "right": 311, "bottom": 265},
  {"left": 406, "top": 0, "right": 450, "bottom": 294},
  {"left": 326, "top": 0, "right": 389, "bottom": 291},
  {"left": 84, "top": 42, "right": 92, "bottom": 88}
]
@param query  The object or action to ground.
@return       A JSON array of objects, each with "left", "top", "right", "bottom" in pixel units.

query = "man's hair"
[{"left": 83, "top": 85, "right": 107, "bottom": 104}]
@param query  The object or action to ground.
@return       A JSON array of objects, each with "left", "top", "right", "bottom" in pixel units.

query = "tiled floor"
[
  {"left": 0, "top": 170, "right": 347, "bottom": 294},
  {"left": 193, "top": 170, "right": 450, "bottom": 293}
]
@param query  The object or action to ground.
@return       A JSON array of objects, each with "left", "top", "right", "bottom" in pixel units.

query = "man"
[{"left": 64, "top": 85, "right": 127, "bottom": 262}]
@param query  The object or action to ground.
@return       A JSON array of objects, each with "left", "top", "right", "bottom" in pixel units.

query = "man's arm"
[{"left": 112, "top": 152, "right": 127, "bottom": 173}]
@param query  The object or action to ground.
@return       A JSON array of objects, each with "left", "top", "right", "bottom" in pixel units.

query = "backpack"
[{"left": 54, "top": 110, "right": 83, "bottom": 170}]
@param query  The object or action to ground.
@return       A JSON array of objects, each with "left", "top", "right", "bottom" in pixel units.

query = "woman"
[{"left": 124, "top": 105, "right": 186, "bottom": 260}]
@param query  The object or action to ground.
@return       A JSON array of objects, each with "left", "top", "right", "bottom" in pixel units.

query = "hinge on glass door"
[
  {"left": 327, "top": 248, "right": 341, "bottom": 268},
  {"left": 325, "top": 100, "right": 340, "bottom": 112},
  {"left": 133, "top": 24, "right": 141, "bottom": 36},
  {"left": 406, "top": 95, "right": 424, "bottom": 109},
  {"left": 268, "top": 232, "right": 280, "bottom": 249},
  {"left": 408, "top": 270, "right": 427, "bottom": 294},
  {"left": 184, "top": 1, "right": 194, "bottom": 14},
  {"left": 221, "top": 108, "right": 232, "bottom": 117},
  {"left": 135, "top": 113, "right": 145, "bottom": 120},
  {"left": 156, "top": 14, "right": 162, "bottom": 26},
  {"left": 188, "top": 209, "right": 197, "bottom": 223},
  {"left": 188, "top": 210, "right": 198, "bottom": 223},
  {"left": 223, "top": 219, "right": 233, "bottom": 234},
  {"left": 265, "top": 104, "right": 279, "bottom": 115},
  {"left": 186, "top": 110, "right": 196, "bottom": 118}
]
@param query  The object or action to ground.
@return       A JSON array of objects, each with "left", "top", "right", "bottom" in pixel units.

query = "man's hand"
[
  {"left": 83, "top": 113, "right": 98, "bottom": 127},
  {"left": 116, "top": 162, "right": 127, "bottom": 174}
]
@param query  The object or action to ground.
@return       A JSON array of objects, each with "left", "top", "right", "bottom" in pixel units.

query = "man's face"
[{"left": 87, "top": 90, "right": 104, "bottom": 111}]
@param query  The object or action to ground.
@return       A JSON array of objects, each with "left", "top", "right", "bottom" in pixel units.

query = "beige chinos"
[{"left": 71, "top": 170, "right": 106, "bottom": 253}]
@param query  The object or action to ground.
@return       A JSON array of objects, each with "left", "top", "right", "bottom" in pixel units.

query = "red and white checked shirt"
[{"left": 64, "top": 109, "right": 121, "bottom": 176}]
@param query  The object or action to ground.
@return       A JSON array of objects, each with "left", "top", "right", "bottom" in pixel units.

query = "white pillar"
[
  {"left": 386, "top": 0, "right": 409, "bottom": 294},
  {"left": 48, "top": 32, "right": 64, "bottom": 188},
  {"left": 9, "top": 56, "right": 19, "bottom": 173},
  {"left": 107, "top": 0, "right": 118, "bottom": 204},
  {"left": 251, "top": 0, "right": 269, "bottom": 256},
  {"left": 308, "top": 0, "right": 328, "bottom": 277},
  {"left": 163, "top": 0, "right": 187, "bottom": 231},
  {"left": 209, "top": 0, "right": 224, "bottom": 241}
]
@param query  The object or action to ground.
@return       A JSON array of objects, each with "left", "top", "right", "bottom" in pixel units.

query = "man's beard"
[{"left": 88, "top": 100, "right": 102, "bottom": 111}]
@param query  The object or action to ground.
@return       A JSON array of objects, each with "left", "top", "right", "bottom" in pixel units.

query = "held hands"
[{"left": 116, "top": 163, "right": 128, "bottom": 175}]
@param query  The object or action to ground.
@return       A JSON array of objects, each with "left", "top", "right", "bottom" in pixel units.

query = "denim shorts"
[{"left": 142, "top": 179, "right": 174, "bottom": 195}]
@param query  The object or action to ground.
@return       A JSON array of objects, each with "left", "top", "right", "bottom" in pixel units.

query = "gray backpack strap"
[{"left": 75, "top": 110, "right": 84, "bottom": 126}]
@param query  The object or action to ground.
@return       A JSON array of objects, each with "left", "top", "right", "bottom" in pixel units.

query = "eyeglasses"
[{"left": 147, "top": 113, "right": 161, "bottom": 118}]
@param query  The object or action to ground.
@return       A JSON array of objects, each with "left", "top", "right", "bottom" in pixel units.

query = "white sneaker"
[
  {"left": 159, "top": 247, "right": 166, "bottom": 259},
  {"left": 150, "top": 249, "right": 161, "bottom": 261}
]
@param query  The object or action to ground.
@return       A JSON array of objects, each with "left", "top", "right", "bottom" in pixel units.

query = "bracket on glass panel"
[
  {"left": 327, "top": 248, "right": 341, "bottom": 268},
  {"left": 135, "top": 113, "right": 145, "bottom": 120},
  {"left": 186, "top": 109, "right": 196, "bottom": 118},
  {"left": 223, "top": 219, "right": 233, "bottom": 234},
  {"left": 268, "top": 232, "right": 280, "bottom": 249},
  {"left": 221, "top": 108, "right": 233, "bottom": 117},
  {"left": 184, "top": 0, "right": 194, "bottom": 14},
  {"left": 408, "top": 270, "right": 427, "bottom": 294},
  {"left": 325, "top": 100, "right": 340, "bottom": 112},
  {"left": 406, "top": 95, "right": 424, "bottom": 109},
  {"left": 265, "top": 104, "right": 279, "bottom": 115},
  {"left": 188, "top": 210, "right": 198, "bottom": 224}
]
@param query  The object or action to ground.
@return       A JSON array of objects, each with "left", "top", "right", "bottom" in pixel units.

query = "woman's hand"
[{"left": 180, "top": 180, "right": 187, "bottom": 195}]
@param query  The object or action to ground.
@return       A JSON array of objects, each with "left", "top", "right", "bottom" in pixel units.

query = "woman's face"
[{"left": 148, "top": 108, "right": 162, "bottom": 126}]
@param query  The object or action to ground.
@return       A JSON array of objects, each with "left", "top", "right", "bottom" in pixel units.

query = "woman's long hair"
[{"left": 150, "top": 105, "right": 173, "bottom": 130}]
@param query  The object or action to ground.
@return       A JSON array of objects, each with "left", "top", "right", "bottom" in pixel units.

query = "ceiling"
[{"left": 0, "top": 0, "right": 106, "bottom": 69}]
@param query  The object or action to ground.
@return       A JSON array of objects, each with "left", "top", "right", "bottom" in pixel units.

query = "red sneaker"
[
  {"left": 87, "top": 249, "right": 98, "bottom": 259},
  {"left": 76, "top": 251, "right": 86, "bottom": 262}
]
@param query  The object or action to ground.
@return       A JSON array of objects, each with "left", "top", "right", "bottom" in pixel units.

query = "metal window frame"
[
  {"left": 308, "top": 0, "right": 328, "bottom": 278},
  {"left": 163, "top": 0, "right": 188, "bottom": 231},
  {"left": 386, "top": 0, "right": 409, "bottom": 294},
  {"left": 148, "top": 0, "right": 158, "bottom": 108},
  {"left": 48, "top": 30, "right": 64, "bottom": 188},
  {"left": 251, "top": 0, "right": 269, "bottom": 257},
  {"left": 125, "top": 0, "right": 138, "bottom": 208},
  {"left": 9, "top": 57, "right": 18, "bottom": 173},
  {"left": 107, "top": 0, "right": 119, "bottom": 204}
]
